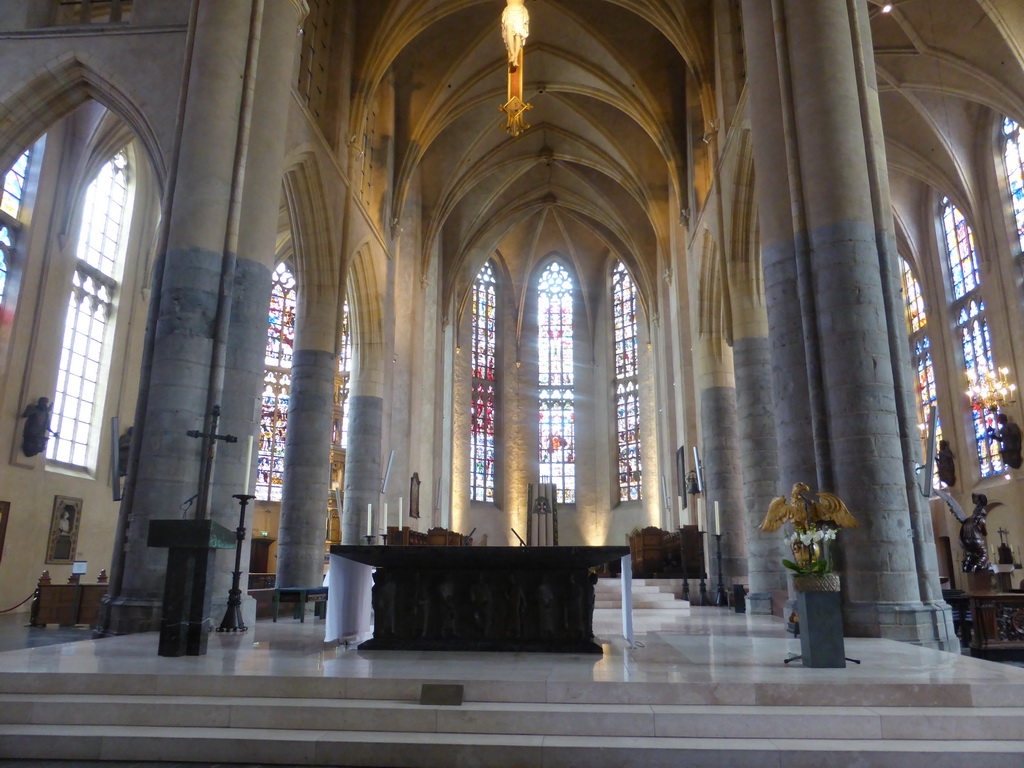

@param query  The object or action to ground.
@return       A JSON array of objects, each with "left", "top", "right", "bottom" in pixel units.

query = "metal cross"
[{"left": 186, "top": 404, "right": 237, "bottom": 521}]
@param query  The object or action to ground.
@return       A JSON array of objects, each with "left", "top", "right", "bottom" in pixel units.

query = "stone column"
[
  {"left": 276, "top": 299, "right": 338, "bottom": 587},
  {"left": 104, "top": 0, "right": 258, "bottom": 635},
  {"left": 105, "top": 0, "right": 306, "bottom": 635},
  {"left": 732, "top": 294, "right": 785, "bottom": 615},
  {"left": 341, "top": 253, "right": 387, "bottom": 544},
  {"left": 741, "top": 0, "right": 954, "bottom": 645},
  {"left": 208, "top": 0, "right": 307, "bottom": 620},
  {"left": 695, "top": 337, "right": 748, "bottom": 591},
  {"left": 740, "top": 0, "right": 819, "bottom": 490}
]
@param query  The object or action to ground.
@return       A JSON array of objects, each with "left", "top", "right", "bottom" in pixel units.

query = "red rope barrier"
[{"left": 0, "top": 592, "right": 35, "bottom": 613}]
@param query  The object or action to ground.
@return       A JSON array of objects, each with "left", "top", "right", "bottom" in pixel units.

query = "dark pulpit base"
[
  {"left": 332, "top": 545, "right": 629, "bottom": 654},
  {"left": 148, "top": 519, "right": 236, "bottom": 657}
]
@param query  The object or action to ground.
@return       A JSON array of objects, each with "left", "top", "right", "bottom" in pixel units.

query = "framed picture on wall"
[
  {"left": 0, "top": 501, "right": 9, "bottom": 565},
  {"left": 46, "top": 495, "right": 82, "bottom": 564}
]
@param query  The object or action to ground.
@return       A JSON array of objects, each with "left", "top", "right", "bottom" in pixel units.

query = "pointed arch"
[
  {"left": 729, "top": 130, "right": 762, "bottom": 305},
  {"left": 697, "top": 229, "right": 731, "bottom": 351},
  {"left": 281, "top": 152, "right": 338, "bottom": 301},
  {"left": 0, "top": 52, "right": 165, "bottom": 187},
  {"left": 346, "top": 242, "right": 386, "bottom": 383}
]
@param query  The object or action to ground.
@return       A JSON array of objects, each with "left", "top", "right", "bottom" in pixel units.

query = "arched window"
[
  {"left": 48, "top": 150, "right": 130, "bottom": 466},
  {"left": 901, "top": 258, "right": 942, "bottom": 486},
  {"left": 333, "top": 300, "right": 351, "bottom": 449},
  {"left": 257, "top": 262, "right": 295, "bottom": 501},
  {"left": 941, "top": 198, "right": 1001, "bottom": 476},
  {"left": 1, "top": 149, "right": 31, "bottom": 307},
  {"left": 612, "top": 262, "right": 642, "bottom": 501},
  {"left": 470, "top": 261, "right": 497, "bottom": 501},
  {"left": 538, "top": 261, "right": 575, "bottom": 503},
  {"left": 1001, "top": 117, "right": 1024, "bottom": 254}
]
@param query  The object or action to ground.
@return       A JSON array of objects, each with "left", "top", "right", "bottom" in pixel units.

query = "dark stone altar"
[{"left": 330, "top": 545, "right": 629, "bottom": 653}]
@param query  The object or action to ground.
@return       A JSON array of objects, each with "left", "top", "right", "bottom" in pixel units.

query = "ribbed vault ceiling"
[
  {"left": 320, "top": 0, "right": 1024, "bottom": 309},
  {"left": 352, "top": 0, "right": 708, "bottom": 313}
]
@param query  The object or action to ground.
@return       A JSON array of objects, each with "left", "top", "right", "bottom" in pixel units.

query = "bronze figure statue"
[
  {"left": 759, "top": 482, "right": 858, "bottom": 532},
  {"left": 936, "top": 488, "right": 1003, "bottom": 572},
  {"left": 988, "top": 413, "right": 1022, "bottom": 469},
  {"left": 21, "top": 397, "right": 55, "bottom": 457},
  {"left": 936, "top": 440, "right": 956, "bottom": 487}
]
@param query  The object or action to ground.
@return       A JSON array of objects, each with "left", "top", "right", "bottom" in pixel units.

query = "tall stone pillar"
[
  {"left": 741, "top": 0, "right": 954, "bottom": 646},
  {"left": 276, "top": 289, "right": 338, "bottom": 587},
  {"left": 104, "top": 0, "right": 304, "bottom": 635},
  {"left": 695, "top": 337, "right": 748, "bottom": 591},
  {"left": 341, "top": 257, "right": 386, "bottom": 545},
  {"left": 740, "top": 0, "right": 819, "bottom": 490},
  {"left": 225, "top": 0, "right": 311, "bottom": 596},
  {"left": 731, "top": 294, "right": 785, "bottom": 615}
]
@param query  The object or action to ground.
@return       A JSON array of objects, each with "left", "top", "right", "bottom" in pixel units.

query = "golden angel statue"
[
  {"left": 759, "top": 482, "right": 858, "bottom": 532},
  {"left": 501, "top": 0, "right": 530, "bottom": 71}
]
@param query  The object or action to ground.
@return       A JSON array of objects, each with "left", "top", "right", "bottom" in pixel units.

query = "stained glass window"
[
  {"left": 538, "top": 262, "right": 574, "bottom": 503},
  {"left": 257, "top": 263, "right": 296, "bottom": 501},
  {"left": 612, "top": 262, "right": 642, "bottom": 501},
  {"left": 1, "top": 149, "right": 31, "bottom": 308},
  {"left": 48, "top": 151, "right": 129, "bottom": 466},
  {"left": 900, "top": 257, "right": 940, "bottom": 484},
  {"left": 900, "top": 258, "right": 927, "bottom": 333},
  {"left": 941, "top": 197, "right": 981, "bottom": 301},
  {"left": 941, "top": 199, "right": 1002, "bottom": 477},
  {"left": 334, "top": 300, "right": 352, "bottom": 448},
  {"left": 266, "top": 263, "right": 295, "bottom": 367},
  {"left": 1, "top": 149, "right": 29, "bottom": 219},
  {"left": 470, "top": 261, "right": 497, "bottom": 501},
  {"left": 1002, "top": 117, "right": 1024, "bottom": 254}
]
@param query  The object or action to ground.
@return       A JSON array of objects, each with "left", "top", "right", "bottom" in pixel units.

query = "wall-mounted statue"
[
  {"left": 20, "top": 397, "right": 55, "bottom": 457},
  {"left": 936, "top": 440, "right": 956, "bottom": 487},
  {"left": 989, "top": 414, "right": 1022, "bottom": 469}
]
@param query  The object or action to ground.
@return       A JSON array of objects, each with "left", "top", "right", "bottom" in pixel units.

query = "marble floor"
[
  {"left": 0, "top": 603, "right": 1021, "bottom": 699},
  {"left": 1, "top": 603, "right": 1024, "bottom": 767}
]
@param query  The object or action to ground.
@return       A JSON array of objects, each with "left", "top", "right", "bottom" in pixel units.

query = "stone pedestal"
[
  {"left": 148, "top": 520, "right": 236, "bottom": 657},
  {"left": 795, "top": 574, "right": 846, "bottom": 668}
]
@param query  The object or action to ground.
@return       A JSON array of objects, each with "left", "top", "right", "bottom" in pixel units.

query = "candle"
[
  {"left": 384, "top": 502, "right": 389, "bottom": 532},
  {"left": 678, "top": 497, "right": 688, "bottom": 527},
  {"left": 399, "top": 496, "right": 403, "bottom": 524},
  {"left": 697, "top": 499, "right": 706, "bottom": 532},
  {"left": 715, "top": 501, "right": 721, "bottom": 535},
  {"left": 242, "top": 435, "right": 253, "bottom": 491},
  {"left": 366, "top": 503, "right": 373, "bottom": 538}
]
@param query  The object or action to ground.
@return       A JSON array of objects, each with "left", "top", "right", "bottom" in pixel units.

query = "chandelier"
[{"left": 967, "top": 367, "right": 1017, "bottom": 414}]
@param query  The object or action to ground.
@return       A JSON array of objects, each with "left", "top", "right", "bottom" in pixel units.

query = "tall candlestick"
[
  {"left": 714, "top": 501, "right": 721, "bottom": 535},
  {"left": 366, "top": 503, "right": 373, "bottom": 538},
  {"left": 242, "top": 435, "right": 253, "bottom": 491}
]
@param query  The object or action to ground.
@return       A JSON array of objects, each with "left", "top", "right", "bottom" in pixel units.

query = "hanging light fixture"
[{"left": 966, "top": 367, "right": 1017, "bottom": 414}]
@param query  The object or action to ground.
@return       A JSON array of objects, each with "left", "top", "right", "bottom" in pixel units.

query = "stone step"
[
  {"left": 0, "top": 723, "right": 1020, "bottom": 767},
  {"left": 2, "top": 672, "right": 1022, "bottom": 709},
  {"left": 594, "top": 597, "right": 684, "bottom": 609},
  {"left": 4, "top": 675, "right": 1019, "bottom": 712},
  {"left": 2, "top": 694, "right": 1023, "bottom": 742}
]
